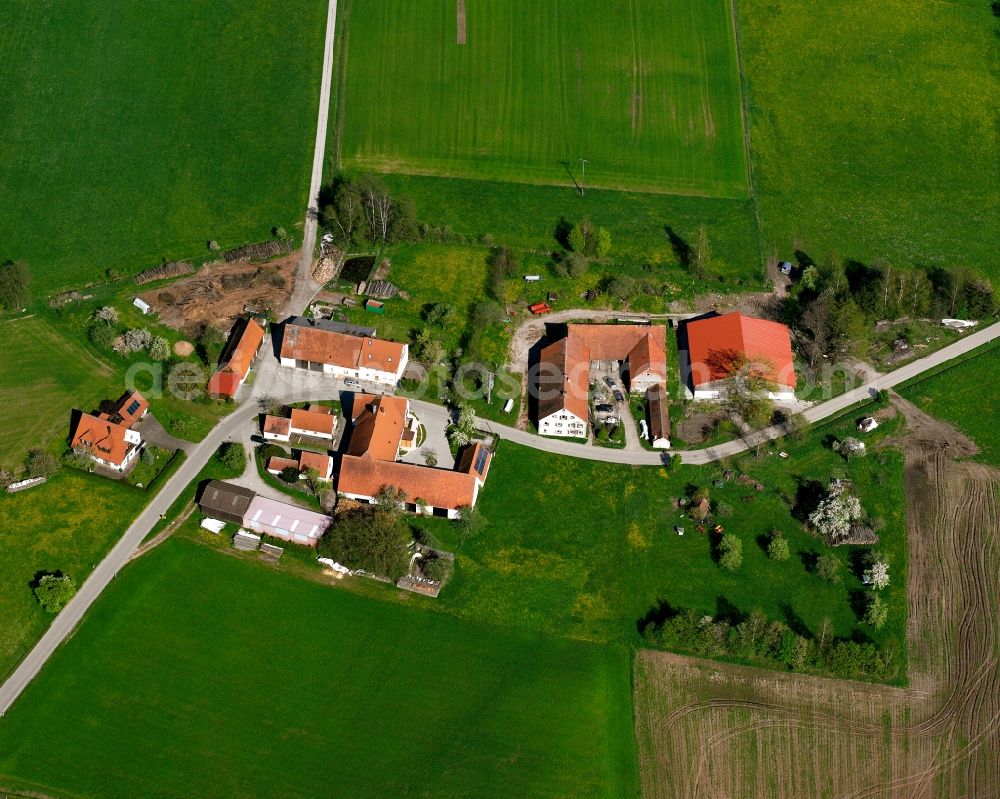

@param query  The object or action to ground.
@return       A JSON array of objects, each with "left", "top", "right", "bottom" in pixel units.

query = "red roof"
[
  {"left": 536, "top": 336, "right": 590, "bottom": 422},
  {"left": 70, "top": 413, "right": 133, "bottom": 466},
  {"left": 290, "top": 408, "right": 336, "bottom": 437},
  {"left": 110, "top": 390, "right": 148, "bottom": 428},
  {"left": 685, "top": 312, "right": 796, "bottom": 389},
  {"left": 297, "top": 450, "right": 332, "bottom": 478},
  {"left": 338, "top": 455, "right": 478, "bottom": 510},
  {"left": 348, "top": 394, "right": 409, "bottom": 461},
  {"left": 207, "top": 371, "right": 242, "bottom": 398},
  {"left": 208, "top": 318, "right": 266, "bottom": 398},
  {"left": 280, "top": 326, "right": 406, "bottom": 373},
  {"left": 536, "top": 325, "right": 667, "bottom": 421},
  {"left": 267, "top": 456, "right": 299, "bottom": 474},
  {"left": 263, "top": 415, "right": 292, "bottom": 436}
]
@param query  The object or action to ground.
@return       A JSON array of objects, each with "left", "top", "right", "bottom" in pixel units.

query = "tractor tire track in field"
[
  {"left": 456, "top": 0, "right": 466, "bottom": 45},
  {"left": 634, "top": 395, "right": 1000, "bottom": 798},
  {"left": 628, "top": 0, "right": 645, "bottom": 137}
]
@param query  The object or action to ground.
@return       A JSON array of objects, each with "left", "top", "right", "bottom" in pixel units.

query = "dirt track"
[{"left": 635, "top": 396, "right": 1000, "bottom": 798}]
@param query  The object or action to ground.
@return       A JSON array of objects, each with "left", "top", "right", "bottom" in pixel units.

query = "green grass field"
[
  {"left": 0, "top": 317, "right": 115, "bottom": 468},
  {"left": 900, "top": 343, "right": 1000, "bottom": 467},
  {"left": 739, "top": 0, "right": 999, "bottom": 274},
  {"left": 0, "top": 0, "right": 326, "bottom": 293},
  {"left": 0, "top": 538, "right": 639, "bottom": 799},
  {"left": 0, "top": 470, "right": 151, "bottom": 680},
  {"left": 380, "top": 174, "right": 762, "bottom": 282},
  {"left": 335, "top": 0, "right": 749, "bottom": 197},
  {"left": 418, "top": 409, "right": 908, "bottom": 678}
]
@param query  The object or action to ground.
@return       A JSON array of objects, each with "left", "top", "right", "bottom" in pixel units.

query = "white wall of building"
[{"left": 538, "top": 411, "right": 587, "bottom": 438}]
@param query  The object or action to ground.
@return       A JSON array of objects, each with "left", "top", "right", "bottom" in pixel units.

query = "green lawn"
[
  {"left": 0, "top": 317, "right": 114, "bottom": 468},
  {"left": 335, "top": 0, "right": 749, "bottom": 197},
  {"left": 0, "top": 0, "right": 326, "bottom": 293},
  {"left": 739, "top": 0, "right": 999, "bottom": 276},
  {"left": 380, "top": 174, "right": 762, "bottom": 286},
  {"left": 0, "top": 470, "right": 150, "bottom": 680},
  {"left": 899, "top": 343, "right": 1000, "bottom": 466},
  {"left": 421, "top": 409, "right": 908, "bottom": 680},
  {"left": 333, "top": 244, "right": 489, "bottom": 352},
  {"left": 0, "top": 538, "right": 639, "bottom": 799}
]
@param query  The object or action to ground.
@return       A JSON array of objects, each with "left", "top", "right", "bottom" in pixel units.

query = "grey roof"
[
  {"left": 647, "top": 384, "right": 670, "bottom": 440},
  {"left": 199, "top": 480, "right": 256, "bottom": 518},
  {"left": 287, "top": 316, "right": 376, "bottom": 338}
]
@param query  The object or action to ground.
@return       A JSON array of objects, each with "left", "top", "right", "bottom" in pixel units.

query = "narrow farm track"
[{"left": 634, "top": 398, "right": 1000, "bottom": 799}]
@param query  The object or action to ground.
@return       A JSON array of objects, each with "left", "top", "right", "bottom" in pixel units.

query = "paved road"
[
  {"left": 284, "top": 0, "right": 339, "bottom": 319},
  {"left": 476, "top": 321, "right": 1000, "bottom": 466}
]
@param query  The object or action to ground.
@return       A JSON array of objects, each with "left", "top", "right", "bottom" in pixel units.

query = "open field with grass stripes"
[
  {"left": 0, "top": 538, "right": 639, "bottom": 799},
  {"left": 336, "top": 0, "right": 749, "bottom": 197},
  {"left": 0, "top": 0, "right": 325, "bottom": 293}
]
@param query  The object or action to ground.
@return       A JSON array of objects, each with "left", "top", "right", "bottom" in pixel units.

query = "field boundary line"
[
  {"left": 329, "top": 0, "right": 352, "bottom": 172},
  {"left": 727, "top": 0, "right": 766, "bottom": 282}
]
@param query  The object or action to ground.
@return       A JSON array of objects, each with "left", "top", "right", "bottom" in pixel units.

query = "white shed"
[{"left": 133, "top": 297, "right": 152, "bottom": 315}]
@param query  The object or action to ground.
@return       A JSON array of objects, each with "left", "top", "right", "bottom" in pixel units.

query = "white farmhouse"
[{"left": 279, "top": 318, "right": 407, "bottom": 387}]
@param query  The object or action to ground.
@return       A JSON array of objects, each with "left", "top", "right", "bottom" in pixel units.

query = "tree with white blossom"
[
  {"left": 93, "top": 306, "right": 119, "bottom": 326},
  {"left": 864, "top": 560, "right": 890, "bottom": 590},
  {"left": 808, "top": 482, "right": 863, "bottom": 543}
]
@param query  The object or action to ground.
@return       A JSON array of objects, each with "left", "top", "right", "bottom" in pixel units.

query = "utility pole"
[{"left": 579, "top": 158, "right": 589, "bottom": 195}]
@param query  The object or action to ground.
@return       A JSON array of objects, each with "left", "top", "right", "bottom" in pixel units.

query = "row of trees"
[
  {"left": 785, "top": 255, "right": 997, "bottom": 366},
  {"left": 644, "top": 606, "right": 897, "bottom": 680},
  {"left": 321, "top": 175, "right": 418, "bottom": 247}
]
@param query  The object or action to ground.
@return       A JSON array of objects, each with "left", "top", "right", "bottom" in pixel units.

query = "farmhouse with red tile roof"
[
  {"left": 279, "top": 319, "right": 407, "bottom": 387},
  {"left": 535, "top": 324, "right": 667, "bottom": 438},
  {"left": 337, "top": 394, "right": 492, "bottom": 519},
  {"left": 207, "top": 318, "right": 267, "bottom": 399},
  {"left": 69, "top": 389, "right": 149, "bottom": 472}
]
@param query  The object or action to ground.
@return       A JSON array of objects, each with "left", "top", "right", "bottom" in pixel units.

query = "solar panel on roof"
[
  {"left": 473, "top": 447, "right": 489, "bottom": 474},
  {"left": 126, "top": 399, "right": 141, "bottom": 415}
]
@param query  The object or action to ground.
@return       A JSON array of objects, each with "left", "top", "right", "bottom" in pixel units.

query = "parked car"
[
  {"left": 344, "top": 378, "right": 361, "bottom": 389},
  {"left": 595, "top": 403, "right": 614, "bottom": 414},
  {"left": 612, "top": 389, "right": 625, "bottom": 402},
  {"left": 603, "top": 376, "right": 616, "bottom": 388}
]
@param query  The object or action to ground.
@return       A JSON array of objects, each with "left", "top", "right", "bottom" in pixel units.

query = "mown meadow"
[
  {"left": 335, "top": 0, "right": 749, "bottom": 197},
  {"left": 0, "top": 0, "right": 326, "bottom": 294},
  {"left": 0, "top": 537, "right": 639, "bottom": 799}
]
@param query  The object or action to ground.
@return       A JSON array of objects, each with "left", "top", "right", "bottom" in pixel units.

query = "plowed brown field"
[{"left": 634, "top": 397, "right": 1000, "bottom": 798}]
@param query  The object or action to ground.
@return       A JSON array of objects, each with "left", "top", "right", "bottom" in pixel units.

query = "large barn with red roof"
[{"left": 683, "top": 312, "right": 797, "bottom": 400}]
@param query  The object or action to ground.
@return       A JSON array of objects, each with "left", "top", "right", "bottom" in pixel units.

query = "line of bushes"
[{"left": 641, "top": 605, "right": 899, "bottom": 683}]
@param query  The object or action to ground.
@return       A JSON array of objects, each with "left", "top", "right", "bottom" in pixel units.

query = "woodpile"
[
  {"left": 365, "top": 280, "right": 399, "bottom": 299},
  {"left": 311, "top": 249, "right": 344, "bottom": 284},
  {"left": 134, "top": 261, "right": 194, "bottom": 285},
  {"left": 834, "top": 524, "right": 879, "bottom": 546},
  {"left": 223, "top": 240, "right": 289, "bottom": 263}
]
